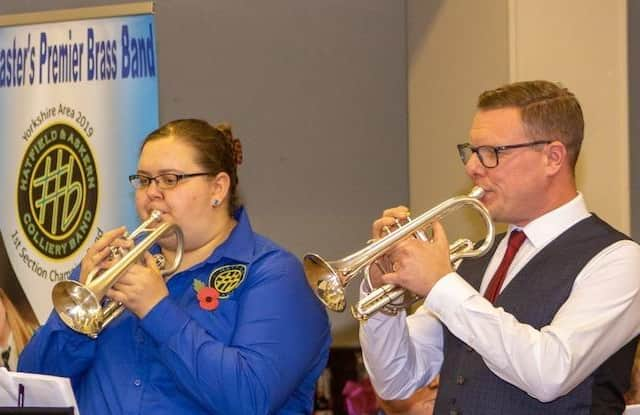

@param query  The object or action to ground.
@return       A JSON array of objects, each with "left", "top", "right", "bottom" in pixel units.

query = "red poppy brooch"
[{"left": 193, "top": 280, "right": 220, "bottom": 311}]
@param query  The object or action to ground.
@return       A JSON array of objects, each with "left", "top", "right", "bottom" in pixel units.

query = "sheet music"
[{"left": 0, "top": 368, "right": 79, "bottom": 414}]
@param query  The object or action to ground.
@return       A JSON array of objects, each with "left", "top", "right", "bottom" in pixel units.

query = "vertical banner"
[{"left": 0, "top": 3, "right": 159, "bottom": 331}]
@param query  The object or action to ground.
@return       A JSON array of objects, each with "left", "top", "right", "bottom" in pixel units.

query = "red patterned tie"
[{"left": 484, "top": 230, "right": 526, "bottom": 303}]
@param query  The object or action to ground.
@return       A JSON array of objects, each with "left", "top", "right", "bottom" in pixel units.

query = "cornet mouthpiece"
[{"left": 468, "top": 186, "right": 486, "bottom": 199}]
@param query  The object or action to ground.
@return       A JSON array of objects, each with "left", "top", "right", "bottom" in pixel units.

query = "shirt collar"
[
  {"left": 205, "top": 206, "right": 255, "bottom": 264},
  {"left": 509, "top": 192, "right": 590, "bottom": 249}
]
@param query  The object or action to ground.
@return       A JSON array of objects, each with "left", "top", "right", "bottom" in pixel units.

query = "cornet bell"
[
  {"left": 304, "top": 254, "right": 347, "bottom": 312},
  {"left": 52, "top": 280, "right": 103, "bottom": 336}
]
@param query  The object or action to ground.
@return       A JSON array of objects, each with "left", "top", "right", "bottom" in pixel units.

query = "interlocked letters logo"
[{"left": 17, "top": 123, "right": 98, "bottom": 259}]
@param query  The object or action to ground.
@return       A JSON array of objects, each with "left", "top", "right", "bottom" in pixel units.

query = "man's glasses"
[
  {"left": 128, "top": 172, "right": 212, "bottom": 190},
  {"left": 456, "top": 140, "right": 551, "bottom": 168}
]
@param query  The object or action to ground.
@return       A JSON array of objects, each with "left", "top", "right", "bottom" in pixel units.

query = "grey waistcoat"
[{"left": 433, "top": 214, "right": 637, "bottom": 415}]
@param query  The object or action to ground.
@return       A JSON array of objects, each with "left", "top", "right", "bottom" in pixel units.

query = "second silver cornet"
[{"left": 304, "top": 186, "right": 495, "bottom": 320}]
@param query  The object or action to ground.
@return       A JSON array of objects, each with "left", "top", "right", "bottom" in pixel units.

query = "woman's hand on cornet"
[
  {"left": 107, "top": 251, "right": 168, "bottom": 319},
  {"left": 79, "top": 227, "right": 133, "bottom": 284}
]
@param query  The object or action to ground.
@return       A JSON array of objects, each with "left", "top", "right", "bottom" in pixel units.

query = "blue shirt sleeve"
[{"left": 18, "top": 308, "right": 98, "bottom": 380}]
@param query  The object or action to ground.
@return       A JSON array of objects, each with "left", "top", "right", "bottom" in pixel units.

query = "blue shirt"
[{"left": 19, "top": 208, "right": 332, "bottom": 414}]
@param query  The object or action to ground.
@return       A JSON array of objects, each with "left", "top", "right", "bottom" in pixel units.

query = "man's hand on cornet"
[{"left": 371, "top": 206, "right": 453, "bottom": 297}]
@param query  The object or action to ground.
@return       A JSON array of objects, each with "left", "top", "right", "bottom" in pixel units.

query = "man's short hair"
[{"left": 477, "top": 80, "right": 584, "bottom": 171}]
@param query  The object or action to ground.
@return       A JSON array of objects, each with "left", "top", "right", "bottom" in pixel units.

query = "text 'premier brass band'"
[
  {"left": 51, "top": 210, "right": 184, "bottom": 337},
  {"left": 303, "top": 186, "right": 495, "bottom": 320}
]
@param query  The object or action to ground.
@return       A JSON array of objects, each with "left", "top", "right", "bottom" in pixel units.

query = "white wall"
[
  {"left": 630, "top": 0, "right": 640, "bottom": 239},
  {"left": 509, "top": 0, "right": 630, "bottom": 233},
  {"left": 407, "top": 0, "right": 509, "bottom": 241}
]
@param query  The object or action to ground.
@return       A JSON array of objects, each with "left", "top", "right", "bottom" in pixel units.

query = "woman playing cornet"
[{"left": 19, "top": 119, "right": 331, "bottom": 415}]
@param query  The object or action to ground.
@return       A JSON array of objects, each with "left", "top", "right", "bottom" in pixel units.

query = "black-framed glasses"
[
  {"left": 456, "top": 140, "right": 552, "bottom": 168},
  {"left": 128, "top": 172, "right": 212, "bottom": 190}
]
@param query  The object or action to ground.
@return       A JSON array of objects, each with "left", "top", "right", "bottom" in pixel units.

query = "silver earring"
[{"left": 212, "top": 199, "right": 220, "bottom": 207}]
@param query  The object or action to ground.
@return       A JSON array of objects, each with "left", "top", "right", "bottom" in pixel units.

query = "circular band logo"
[
  {"left": 210, "top": 264, "right": 247, "bottom": 298},
  {"left": 17, "top": 123, "right": 98, "bottom": 259}
]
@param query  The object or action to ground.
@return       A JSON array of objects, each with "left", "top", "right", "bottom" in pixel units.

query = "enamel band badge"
[{"left": 210, "top": 264, "right": 247, "bottom": 298}]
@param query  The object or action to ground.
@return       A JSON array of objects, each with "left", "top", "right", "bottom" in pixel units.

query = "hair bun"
[
  {"left": 231, "top": 138, "right": 243, "bottom": 166},
  {"left": 214, "top": 122, "right": 243, "bottom": 166}
]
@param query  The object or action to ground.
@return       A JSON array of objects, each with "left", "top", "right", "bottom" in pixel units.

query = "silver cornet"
[
  {"left": 52, "top": 210, "right": 184, "bottom": 338},
  {"left": 304, "top": 186, "right": 495, "bottom": 320}
]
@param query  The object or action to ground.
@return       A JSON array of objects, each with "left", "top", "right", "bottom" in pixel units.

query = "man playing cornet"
[{"left": 360, "top": 80, "right": 640, "bottom": 414}]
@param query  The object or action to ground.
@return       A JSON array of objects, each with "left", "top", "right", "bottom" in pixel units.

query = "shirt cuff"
[
  {"left": 425, "top": 272, "right": 478, "bottom": 319},
  {"left": 140, "top": 296, "right": 190, "bottom": 344}
]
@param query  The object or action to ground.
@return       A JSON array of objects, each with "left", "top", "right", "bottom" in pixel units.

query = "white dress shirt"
[{"left": 360, "top": 193, "right": 640, "bottom": 402}]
